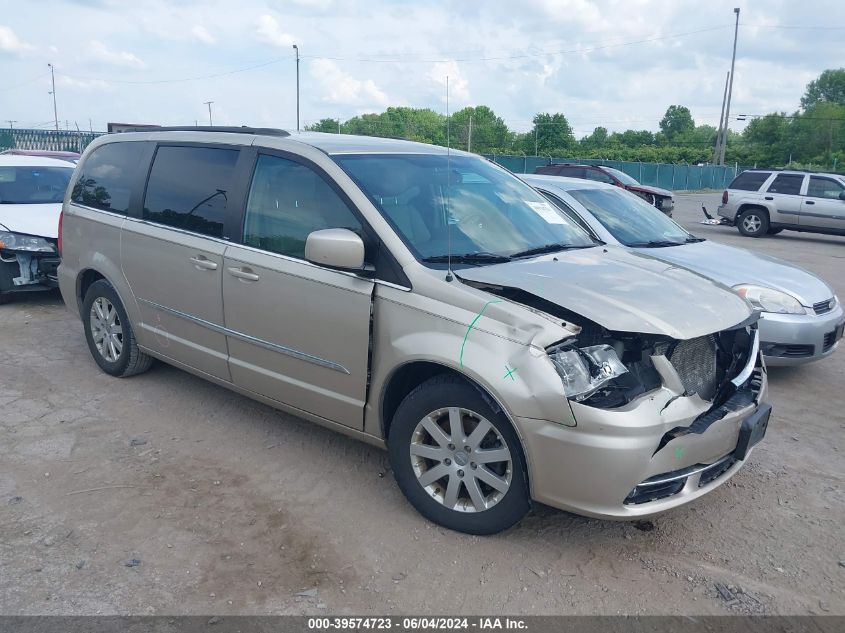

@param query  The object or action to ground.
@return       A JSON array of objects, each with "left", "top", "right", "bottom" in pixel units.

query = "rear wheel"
[
  {"left": 388, "top": 375, "right": 530, "bottom": 534},
  {"left": 737, "top": 208, "right": 769, "bottom": 238},
  {"left": 82, "top": 280, "right": 153, "bottom": 377}
]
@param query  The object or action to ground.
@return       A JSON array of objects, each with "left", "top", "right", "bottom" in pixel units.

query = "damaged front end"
[
  {"left": 0, "top": 231, "right": 60, "bottom": 298},
  {"left": 468, "top": 281, "right": 769, "bottom": 518}
]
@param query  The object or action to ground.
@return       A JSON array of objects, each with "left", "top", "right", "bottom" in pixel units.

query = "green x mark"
[
  {"left": 674, "top": 446, "right": 684, "bottom": 460},
  {"left": 503, "top": 365, "right": 517, "bottom": 381}
]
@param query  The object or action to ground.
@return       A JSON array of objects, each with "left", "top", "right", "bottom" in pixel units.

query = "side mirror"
[
  {"left": 305, "top": 228, "right": 368, "bottom": 272},
  {"left": 839, "top": 191, "right": 845, "bottom": 201}
]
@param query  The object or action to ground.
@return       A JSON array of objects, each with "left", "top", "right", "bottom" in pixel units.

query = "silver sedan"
[{"left": 524, "top": 175, "right": 844, "bottom": 366}]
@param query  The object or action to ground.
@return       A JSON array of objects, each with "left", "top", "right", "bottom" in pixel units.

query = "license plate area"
[{"left": 734, "top": 403, "right": 771, "bottom": 461}]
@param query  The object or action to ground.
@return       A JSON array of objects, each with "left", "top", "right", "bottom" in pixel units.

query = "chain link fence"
[
  {"left": 484, "top": 154, "right": 750, "bottom": 191},
  {"left": 0, "top": 128, "right": 103, "bottom": 153}
]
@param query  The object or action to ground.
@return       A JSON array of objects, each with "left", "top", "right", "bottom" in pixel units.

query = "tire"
[
  {"left": 767, "top": 227, "right": 784, "bottom": 235},
  {"left": 736, "top": 207, "right": 769, "bottom": 238},
  {"left": 82, "top": 279, "right": 153, "bottom": 377},
  {"left": 387, "top": 374, "right": 530, "bottom": 535}
]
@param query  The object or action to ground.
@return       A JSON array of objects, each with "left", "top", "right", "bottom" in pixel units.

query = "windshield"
[
  {"left": 335, "top": 153, "right": 597, "bottom": 265},
  {"left": 602, "top": 167, "right": 639, "bottom": 186},
  {"left": 0, "top": 166, "right": 74, "bottom": 204},
  {"left": 567, "top": 188, "right": 693, "bottom": 246}
]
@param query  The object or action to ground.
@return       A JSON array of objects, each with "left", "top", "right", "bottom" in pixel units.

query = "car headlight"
[
  {"left": 0, "top": 230, "right": 56, "bottom": 253},
  {"left": 548, "top": 343, "right": 629, "bottom": 400},
  {"left": 733, "top": 284, "right": 805, "bottom": 315}
]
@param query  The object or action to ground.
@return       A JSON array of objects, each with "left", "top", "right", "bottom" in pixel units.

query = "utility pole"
[
  {"left": 89, "top": 118, "right": 93, "bottom": 132},
  {"left": 6, "top": 120, "right": 15, "bottom": 129},
  {"left": 203, "top": 101, "right": 214, "bottom": 126},
  {"left": 718, "top": 8, "right": 740, "bottom": 166},
  {"left": 713, "top": 71, "right": 730, "bottom": 164},
  {"left": 48, "top": 63, "right": 58, "bottom": 131},
  {"left": 534, "top": 127, "right": 539, "bottom": 156},
  {"left": 292, "top": 44, "right": 300, "bottom": 132},
  {"left": 467, "top": 115, "right": 473, "bottom": 153},
  {"left": 337, "top": 118, "right": 341, "bottom": 134}
]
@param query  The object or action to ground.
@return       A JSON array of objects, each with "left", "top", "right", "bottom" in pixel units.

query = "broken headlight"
[
  {"left": 548, "top": 344, "right": 628, "bottom": 400},
  {"left": 733, "top": 284, "right": 805, "bottom": 315},
  {"left": 0, "top": 231, "right": 56, "bottom": 253}
]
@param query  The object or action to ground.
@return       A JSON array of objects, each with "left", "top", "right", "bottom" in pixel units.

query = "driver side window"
[{"left": 243, "top": 154, "right": 363, "bottom": 259}]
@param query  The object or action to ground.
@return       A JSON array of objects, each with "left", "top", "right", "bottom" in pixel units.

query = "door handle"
[
  {"left": 227, "top": 266, "right": 260, "bottom": 282},
  {"left": 764, "top": 196, "right": 774, "bottom": 200},
  {"left": 190, "top": 255, "right": 218, "bottom": 271},
  {"left": 805, "top": 200, "right": 815, "bottom": 205}
]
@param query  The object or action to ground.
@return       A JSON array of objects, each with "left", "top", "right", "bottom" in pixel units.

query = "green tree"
[
  {"left": 449, "top": 106, "right": 510, "bottom": 153},
  {"left": 801, "top": 68, "right": 845, "bottom": 109},
  {"left": 579, "top": 126, "right": 608, "bottom": 150},
  {"left": 529, "top": 112, "right": 574, "bottom": 154},
  {"left": 659, "top": 105, "right": 695, "bottom": 140},
  {"left": 305, "top": 118, "right": 342, "bottom": 133}
]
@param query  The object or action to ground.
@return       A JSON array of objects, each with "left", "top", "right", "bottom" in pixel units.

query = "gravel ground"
[{"left": 1, "top": 192, "right": 843, "bottom": 616}]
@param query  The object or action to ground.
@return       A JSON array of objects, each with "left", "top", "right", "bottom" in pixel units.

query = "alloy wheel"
[
  {"left": 89, "top": 297, "right": 123, "bottom": 362},
  {"left": 742, "top": 214, "right": 762, "bottom": 233},
  {"left": 409, "top": 407, "right": 512, "bottom": 513}
]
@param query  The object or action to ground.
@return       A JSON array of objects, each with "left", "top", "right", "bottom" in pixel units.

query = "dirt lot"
[{"left": 1, "top": 193, "right": 843, "bottom": 616}]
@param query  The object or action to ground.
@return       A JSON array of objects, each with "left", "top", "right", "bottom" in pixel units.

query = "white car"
[{"left": 0, "top": 155, "right": 75, "bottom": 303}]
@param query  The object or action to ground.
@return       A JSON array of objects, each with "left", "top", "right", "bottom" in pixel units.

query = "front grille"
[
  {"left": 823, "top": 330, "right": 837, "bottom": 352},
  {"left": 762, "top": 343, "right": 814, "bottom": 358},
  {"left": 698, "top": 456, "right": 737, "bottom": 487},
  {"left": 624, "top": 454, "right": 737, "bottom": 505},
  {"left": 668, "top": 335, "right": 718, "bottom": 400},
  {"left": 814, "top": 298, "right": 835, "bottom": 315}
]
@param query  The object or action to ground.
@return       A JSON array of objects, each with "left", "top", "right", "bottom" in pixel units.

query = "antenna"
[{"left": 445, "top": 75, "right": 454, "bottom": 282}]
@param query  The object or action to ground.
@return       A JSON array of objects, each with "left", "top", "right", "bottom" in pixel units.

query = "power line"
[{"left": 0, "top": 71, "right": 50, "bottom": 93}]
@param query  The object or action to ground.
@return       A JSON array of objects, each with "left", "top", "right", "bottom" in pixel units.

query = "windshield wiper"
[
  {"left": 510, "top": 243, "right": 596, "bottom": 259},
  {"left": 627, "top": 239, "right": 685, "bottom": 248},
  {"left": 422, "top": 252, "right": 512, "bottom": 264},
  {"left": 685, "top": 235, "right": 706, "bottom": 243}
]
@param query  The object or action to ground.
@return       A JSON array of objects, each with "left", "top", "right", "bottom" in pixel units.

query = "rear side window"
[
  {"left": 72, "top": 142, "right": 146, "bottom": 214},
  {"left": 585, "top": 169, "right": 615, "bottom": 184},
  {"left": 728, "top": 171, "right": 770, "bottom": 192},
  {"left": 143, "top": 146, "right": 239, "bottom": 239},
  {"left": 807, "top": 176, "right": 844, "bottom": 199},
  {"left": 767, "top": 174, "right": 804, "bottom": 196},
  {"left": 557, "top": 167, "right": 586, "bottom": 178},
  {"left": 243, "top": 154, "right": 363, "bottom": 259},
  {"left": 534, "top": 165, "right": 562, "bottom": 175}
]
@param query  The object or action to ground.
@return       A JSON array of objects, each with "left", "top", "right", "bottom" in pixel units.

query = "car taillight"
[
  {"left": 57, "top": 210, "right": 63, "bottom": 256},
  {"left": 721, "top": 190, "right": 729, "bottom": 204}
]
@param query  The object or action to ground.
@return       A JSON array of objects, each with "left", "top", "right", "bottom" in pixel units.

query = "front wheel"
[
  {"left": 737, "top": 208, "right": 769, "bottom": 238},
  {"left": 388, "top": 375, "right": 530, "bottom": 534}
]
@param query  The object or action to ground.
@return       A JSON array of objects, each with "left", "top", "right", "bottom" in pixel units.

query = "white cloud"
[
  {"left": 310, "top": 58, "right": 390, "bottom": 108},
  {"left": 190, "top": 25, "right": 215, "bottom": 45},
  {"left": 0, "top": 25, "right": 33, "bottom": 54},
  {"left": 88, "top": 40, "right": 145, "bottom": 68},
  {"left": 255, "top": 15, "right": 296, "bottom": 48},
  {"left": 428, "top": 61, "right": 470, "bottom": 105}
]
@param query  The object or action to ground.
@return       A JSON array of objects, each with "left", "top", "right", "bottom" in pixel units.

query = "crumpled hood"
[
  {"left": 0, "top": 202, "right": 61, "bottom": 239},
  {"left": 628, "top": 184, "right": 673, "bottom": 198},
  {"left": 637, "top": 240, "right": 834, "bottom": 307},
  {"left": 457, "top": 245, "right": 753, "bottom": 340}
]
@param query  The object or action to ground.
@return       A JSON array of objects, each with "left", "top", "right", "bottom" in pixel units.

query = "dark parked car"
[{"left": 534, "top": 163, "right": 674, "bottom": 215}]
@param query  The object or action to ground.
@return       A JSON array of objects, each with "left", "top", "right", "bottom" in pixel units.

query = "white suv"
[{"left": 718, "top": 169, "right": 845, "bottom": 238}]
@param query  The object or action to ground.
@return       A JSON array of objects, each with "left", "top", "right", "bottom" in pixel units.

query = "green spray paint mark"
[
  {"left": 674, "top": 446, "right": 684, "bottom": 460},
  {"left": 459, "top": 299, "right": 502, "bottom": 368},
  {"left": 503, "top": 366, "right": 517, "bottom": 381}
]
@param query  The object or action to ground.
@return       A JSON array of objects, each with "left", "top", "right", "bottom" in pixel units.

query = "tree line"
[{"left": 306, "top": 68, "right": 845, "bottom": 170}]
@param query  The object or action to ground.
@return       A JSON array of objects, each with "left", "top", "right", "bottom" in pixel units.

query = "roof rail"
[{"left": 115, "top": 126, "right": 290, "bottom": 137}]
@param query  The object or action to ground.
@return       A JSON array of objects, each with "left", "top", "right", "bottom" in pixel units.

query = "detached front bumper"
[
  {"left": 0, "top": 251, "right": 60, "bottom": 295},
  {"left": 758, "top": 304, "right": 844, "bottom": 366},
  {"left": 517, "top": 350, "right": 769, "bottom": 520}
]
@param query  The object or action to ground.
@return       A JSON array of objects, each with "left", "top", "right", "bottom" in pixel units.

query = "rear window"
[
  {"left": 142, "top": 146, "right": 239, "bottom": 239},
  {"left": 0, "top": 166, "right": 73, "bottom": 204},
  {"left": 728, "top": 171, "right": 771, "bottom": 192},
  {"left": 72, "top": 142, "right": 147, "bottom": 214},
  {"left": 767, "top": 174, "right": 804, "bottom": 196}
]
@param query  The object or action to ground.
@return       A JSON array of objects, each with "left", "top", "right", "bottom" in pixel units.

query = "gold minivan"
[{"left": 58, "top": 128, "right": 771, "bottom": 534}]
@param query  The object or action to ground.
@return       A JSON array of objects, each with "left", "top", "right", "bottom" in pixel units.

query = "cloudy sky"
[{"left": 2, "top": 0, "right": 843, "bottom": 136}]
